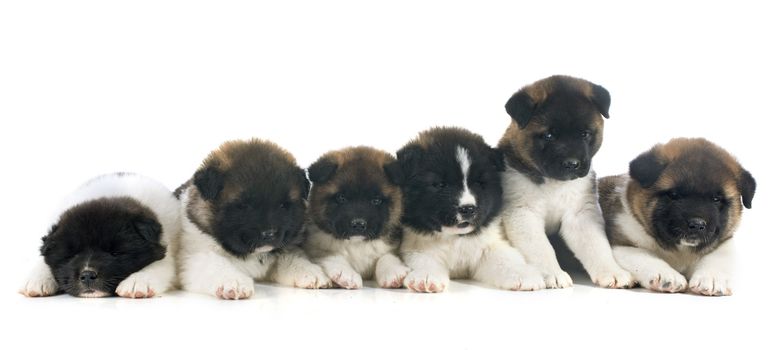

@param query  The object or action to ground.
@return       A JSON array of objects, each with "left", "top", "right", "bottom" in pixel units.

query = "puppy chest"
[{"left": 343, "top": 241, "right": 391, "bottom": 277}]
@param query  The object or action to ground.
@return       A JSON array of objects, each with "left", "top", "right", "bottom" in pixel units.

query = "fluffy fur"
[
  {"left": 304, "top": 147, "right": 410, "bottom": 289},
  {"left": 599, "top": 138, "right": 756, "bottom": 296},
  {"left": 20, "top": 173, "right": 180, "bottom": 298},
  {"left": 396, "top": 127, "right": 544, "bottom": 292},
  {"left": 176, "top": 139, "right": 330, "bottom": 300},
  {"left": 499, "top": 75, "right": 632, "bottom": 289}
]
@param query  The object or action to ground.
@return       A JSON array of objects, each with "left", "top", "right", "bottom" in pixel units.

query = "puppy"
[
  {"left": 20, "top": 173, "right": 179, "bottom": 298},
  {"left": 396, "top": 127, "right": 544, "bottom": 293},
  {"left": 177, "top": 139, "right": 330, "bottom": 300},
  {"left": 600, "top": 138, "right": 755, "bottom": 296},
  {"left": 304, "top": 146, "right": 410, "bottom": 289},
  {"left": 499, "top": 75, "right": 632, "bottom": 289}
]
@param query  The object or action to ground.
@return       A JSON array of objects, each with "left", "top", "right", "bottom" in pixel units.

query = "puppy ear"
[
  {"left": 39, "top": 224, "right": 58, "bottom": 256},
  {"left": 590, "top": 82, "right": 611, "bottom": 119},
  {"left": 489, "top": 147, "right": 506, "bottom": 172},
  {"left": 739, "top": 168, "right": 756, "bottom": 209},
  {"left": 194, "top": 166, "right": 225, "bottom": 201},
  {"left": 297, "top": 167, "right": 311, "bottom": 199},
  {"left": 132, "top": 217, "right": 163, "bottom": 242},
  {"left": 308, "top": 158, "right": 338, "bottom": 184},
  {"left": 505, "top": 90, "right": 536, "bottom": 128},
  {"left": 383, "top": 160, "right": 404, "bottom": 185},
  {"left": 629, "top": 149, "right": 666, "bottom": 188},
  {"left": 396, "top": 144, "right": 424, "bottom": 174}
]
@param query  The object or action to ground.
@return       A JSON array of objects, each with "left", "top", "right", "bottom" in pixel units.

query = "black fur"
[
  {"left": 739, "top": 169, "right": 756, "bottom": 209},
  {"left": 650, "top": 185, "right": 730, "bottom": 252},
  {"left": 194, "top": 166, "right": 225, "bottom": 201},
  {"left": 629, "top": 150, "right": 666, "bottom": 188}
]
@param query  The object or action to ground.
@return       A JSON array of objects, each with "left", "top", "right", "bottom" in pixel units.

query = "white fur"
[
  {"left": 20, "top": 173, "right": 180, "bottom": 298},
  {"left": 177, "top": 187, "right": 330, "bottom": 299},
  {"left": 455, "top": 146, "right": 477, "bottom": 207},
  {"left": 304, "top": 224, "right": 410, "bottom": 289},
  {"left": 400, "top": 220, "right": 545, "bottom": 293},
  {"left": 501, "top": 167, "right": 632, "bottom": 288}
]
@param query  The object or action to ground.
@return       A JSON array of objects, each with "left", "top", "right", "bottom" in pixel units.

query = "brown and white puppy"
[
  {"left": 176, "top": 139, "right": 330, "bottom": 300},
  {"left": 499, "top": 75, "right": 633, "bottom": 289},
  {"left": 600, "top": 138, "right": 756, "bottom": 296},
  {"left": 303, "top": 147, "right": 410, "bottom": 289}
]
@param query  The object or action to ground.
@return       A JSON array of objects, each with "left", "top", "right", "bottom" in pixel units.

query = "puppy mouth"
[
  {"left": 254, "top": 245, "right": 276, "bottom": 254},
  {"left": 678, "top": 238, "right": 701, "bottom": 247},
  {"left": 457, "top": 221, "right": 472, "bottom": 229},
  {"left": 77, "top": 290, "right": 112, "bottom": 298},
  {"left": 440, "top": 221, "right": 475, "bottom": 235}
]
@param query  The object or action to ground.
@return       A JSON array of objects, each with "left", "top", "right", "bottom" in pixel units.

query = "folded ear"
[
  {"left": 383, "top": 160, "right": 404, "bottom": 185},
  {"left": 132, "top": 217, "right": 162, "bottom": 242},
  {"left": 629, "top": 149, "right": 666, "bottom": 188},
  {"left": 396, "top": 144, "right": 424, "bottom": 175},
  {"left": 194, "top": 166, "right": 225, "bottom": 201},
  {"left": 739, "top": 168, "right": 756, "bottom": 209},
  {"left": 39, "top": 224, "right": 58, "bottom": 256},
  {"left": 297, "top": 167, "right": 311, "bottom": 199},
  {"left": 490, "top": 147, "right": 506, "bottom": 172},
  {"left": 308, "top": 158, "right": 338, "bottom": 184},
  {"left": 589, "top": 82, "right": 611, "bottom": 119},
  {"left": 505, "top": 90, "right": 537, "bottom": 128}
]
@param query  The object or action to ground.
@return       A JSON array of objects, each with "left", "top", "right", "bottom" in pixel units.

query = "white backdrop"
[{"left": 1, "top": 1, "right": 776, "bottom": 349}]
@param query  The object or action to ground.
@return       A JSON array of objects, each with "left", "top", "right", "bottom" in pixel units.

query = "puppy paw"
[
  {"left": 642, "top": 270, "right": 687, "bottom": 293},
  {"left": 292, "top": 265, "right": 332, "bottom": 289},
  {"left": 688, "top": 272, "right": 731, "bottom": 296},
  {"left": 403, "top": 270, "right": 448, "bottom": 293},
  {"left": 116, "top": 275, "right": 158, "bottom": 299},
  {"left": 376, "top": 264, "right": 411, "bottom": 289},
  {"left": 213, "top": 277, "right": 255, "bottom": 300},
  {"left": 540, "top": 268, "right": 573, "bottom": 289},
  {"left": 20, "top": 272, "right": 58, "bottom": 297},
  {"left": 495, "top": 265, "right": 546, "bottom": 291},
  {"left": 329, "top": 269, "right": 362, "bottom": 289},
  {"left": 591, "top": 266, "right": 635, "bottom": 289}
]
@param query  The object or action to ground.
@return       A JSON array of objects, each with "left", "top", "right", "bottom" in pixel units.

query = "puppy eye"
[
  {"left": 280, "top": 202, "right": 291, "bottom": 209},
  {"left": 335, "top": 194, "right": 347, "bottom": 204},
  {"left": 581, "top": 131, "right": 592, "bottom": 140},
  {"left": 542, "top": 132, "right": 555, "bottom": 141},
  {"left": 371, "top": 198, "right": 383, "bottom": 206},
  {"left": 712, "top": 196, "right": 722, "bottom": 203},
  {"left": 667, "top": 191, "right": 682, "bottom": 200},
  {"left": 433, "top": 182, "right": 447, "bottom": 189}
]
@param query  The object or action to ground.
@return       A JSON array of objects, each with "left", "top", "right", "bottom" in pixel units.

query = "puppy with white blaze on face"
[
  {"left": 20, "top": 173, "right": 180, "bottom": 298},
  {"left": 304, "top": 147, "right": 410, "bottom": 289},
  {"left": 396, "top": 127, "right": 544, "bottom": 293},
  {"left": 176, "top": 139, "right": 330, "bottom": 300}
]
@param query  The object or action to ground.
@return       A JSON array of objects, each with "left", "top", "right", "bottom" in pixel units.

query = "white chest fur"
[{"left": 304, "top": 225, "right": 396, "bottom": 278}]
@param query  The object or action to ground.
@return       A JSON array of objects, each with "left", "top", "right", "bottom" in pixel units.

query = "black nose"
[
  {"left": 458, "top": 205, "right": 477, "bottom": 218},
  {"left": 687, "top": 218, "right": 707, "bottom": 232},
  {"left": 260, "top": 229, "right": 277, "bottom": 239},
  {"left": 79, "top": 270, "right": 98, "bottom": 284},
  {"left": 350, "top": 219, "right": 367, "bottom": 232},
  {"left": 562, "top": 159, "right": 581, "bottom": 170}
]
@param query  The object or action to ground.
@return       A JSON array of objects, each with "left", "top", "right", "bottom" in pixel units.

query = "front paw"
[
  {"left": 376, "top": 264, "right": 411, "bottom": 289},
  {"left": 590, "top": 266, "right": 635, "bottom": 289},
  {"left": 403, "top": 270, "right": 449, "bottom": 293},
  {"left": 116, "top": 271, "right": 171, "bottom": 298},
  {"left": 213, "top": 276, "right": 255, "bottom": 300},
  {"left": 329, "top": 269, "right": 362, "bottom": 289},
  {"left": 641, "top": 270, "right": 687, "bottom": 293},
  {"left": 540, "top": 268, "right": 573, "bottom": 289},
  {"left": 292, "top": 265, "right": 332, "bottom": 289},
  {"left": 494, "top": 265, "right": 546, "bottom": 291},
  {"left": 20, "top": 273, "right": 58, "bottom": 297},
  {"left": 688, "top": 272, "right": 731, "bottom": 296}
]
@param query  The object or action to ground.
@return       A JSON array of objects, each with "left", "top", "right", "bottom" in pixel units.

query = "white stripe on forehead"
[{"left": 456, "top": 146, "right": 477, "bottom": 206}]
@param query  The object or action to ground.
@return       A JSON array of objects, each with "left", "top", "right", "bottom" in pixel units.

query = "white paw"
[
  {"left": 403, "top": 270, "right": 449, "bottom": 293},
  {"left": 493, "top": 265, "right": 546, "bottom": 291},
  {"left": 329, "top": 268, "right": 362, "bottom": 289},
  {"left": 640, "top": 270, "right": 687, "bottom": 293},
  {"left": 688, "top": 272, "right": 731, "bottom": 296},
  {"left": 376, "top": 264, "right": 411, "bottom": 289},
  {"left": 213, "top": 276, "right": 255, "bottom": 300},
  {"left": 292, "top": 264, "right": 332, "bottom": 289},
  {"left": 116, "top": 272, "right": 167, "bottom": 298},
  {"left": 540, "top": 268, "right": 573, "bottom": 289},
  {"left": 20, "top": 271, "right": 58, "bottom": 297},
  {"left": 590, "top": 266, "right": 635, "bottom": 289}
]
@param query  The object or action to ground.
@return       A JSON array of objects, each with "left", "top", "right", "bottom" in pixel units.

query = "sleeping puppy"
[
  {"left": 396, "top": 127, "right": 544, "bottom": 293},
  {"left": 20, "top": 173, "right": 179, "bottom": 298},
  {"left": 600, "top": 138, "right": 755, "bottom": 296},
  {"left": 304, "top": 146, "right": 410, "bottom": 289},
  {"left": 499, "top": 75, "right": 633, "bottom": 289},
  {"left": 177, "top": 139, "right": 330, "bottom": 300}
]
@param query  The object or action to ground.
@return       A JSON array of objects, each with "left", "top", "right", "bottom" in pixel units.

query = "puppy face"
[
  {"left": 628, "top": 138, "right": 756, "bottom": 251},
  {"left": 396, "top": 127, "right": 505, "bottom": 235},
  {"left": 187, "top": 139, "right": 310, "bottom": 257},
  {"left": 41, "top": 198, "right": 166, "bottom": 297},
  {"left": 308, "top": 147, "right": 403, "bottom": 241},
  {"left": 500, "top": 75, "right": 610, "bottom": 181}
]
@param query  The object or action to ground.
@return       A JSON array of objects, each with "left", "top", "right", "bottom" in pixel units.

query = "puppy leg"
[
  {"left": 116, "top": 253, "right": 175, "bottom": 298},
  {"left": 402, "top": 251, "right": 449, "bottom": 293},
  {"left": 473, "top": 244, "right": 545, "bottom": 291},
  {"left": 179, "top": 251, "right": 255, "bottom": 300},
  {"left": 19, "top": 258, "right": 58, "bottom": 297},
  {"left": 375, "top": 253, "right": 410, "bottom": 288},
  {"left": 317, "top": 254, "right": 362, "bottom": 289},
  {"left": 688, "top": 239, "right": 734, "bottom": 296},
  {"left": 504, "top": 210, "right": 571, "bottom": 288},
  {"left": 612, "top": 246, "right": 686, "bottom": 293},
  {"left": 560, "top": 207, "right": 633, "bottom": 288},
  {"left": 273, "top": 248, "right": 331, "bottom": 289}
]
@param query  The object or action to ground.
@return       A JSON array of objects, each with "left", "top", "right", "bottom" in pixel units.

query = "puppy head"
[
  {"left": 627, "top": 138, "right": 756, "bottom": 251},
  {"left": 308, "top": 147, "right": 403, "bottom": 241},
  {"left": 41, "top": 198, "right": 166, "bottom": 297},
  {"left": 188, "top": 139, "right": 310, "bottom": 257},
  {"left": 396, "top": 127, "right": 505, "bottom": 235},
  {"left": 501, "top": 75, "right": 610, "bottom": 180}
]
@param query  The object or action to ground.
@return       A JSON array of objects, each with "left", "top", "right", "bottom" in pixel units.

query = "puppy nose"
[
  {"left": 350, "top": 219, "right": 367, "bottom": 232},
  {"left": 79, "top": 270, "right": 98, "bottom": 283},
  {"left": 562, "top": 159, "right": 581, "bottom": 170},
  {"left": 260, "top": 229, "right": 277, "bottom": 239},
  {"left": 687, "top": 218, "right": 707, "bottom": 232},
  {"left": 458, "top": 205, "right": 477, "bottom": 218}
]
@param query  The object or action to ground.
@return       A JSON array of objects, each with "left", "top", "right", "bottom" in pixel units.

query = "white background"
[{"left": 1, "top": 1, "right": 777, "bottom": 349}]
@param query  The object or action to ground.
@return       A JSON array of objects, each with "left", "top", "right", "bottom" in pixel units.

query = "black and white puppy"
[
  {"left": 304, "top": 146, "right": 410, "bottom": 289},
  {"left": 499, "top": 75, "right": 632, "bottom": 289},
  {"left": 396, "top": 127, "right": 544, "bottom": 293},
  {"left": 176, "top": 139, "right": 330, "bottom": 300},
  {"left": 600, "top": 138, "right": 756, "bottom": 296},
  {"left": 20, "top": 173, "right": 179, "bottom": 298}
]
